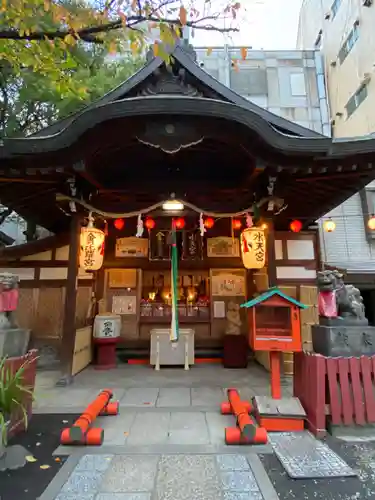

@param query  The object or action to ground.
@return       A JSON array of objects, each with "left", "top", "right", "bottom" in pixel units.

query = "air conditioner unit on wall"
[{"left": 363, "top": 0, "right": 372, "bottom": 7}]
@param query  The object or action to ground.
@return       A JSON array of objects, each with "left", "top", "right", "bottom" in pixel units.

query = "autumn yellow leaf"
[
  {"left": 240, "top": 47, "right": 247, "bottom": 60},
  {"left": 179, "top": 6, "right": 187, "bottom": 26},
  {"left": 130, "top": 41, "right": 138, "bottom": 54},
  {"left": 25, "top": 455, "right": 37, "bottom": 463},
  {"left": 206, "top": 47, "right": 213, "bottom": 56},
  {"left": 40, "top": 464, "right": 51, "bottom": 470},
  {"left": 153, "top": 41, "right": 159, "bottom": 57},
  {"left": 64, "top": 34, "right": 76, "bottom": 46},
  {"left": 43, "top": 0, "right": 50, "bottom": 11},
  {"left": 109, "top": 42, "right": 117, "bottom": 55}
]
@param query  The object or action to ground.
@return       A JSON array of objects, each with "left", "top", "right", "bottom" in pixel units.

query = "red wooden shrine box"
[{"left": 241, "top": 288, "right": 307, "bottom": 353}]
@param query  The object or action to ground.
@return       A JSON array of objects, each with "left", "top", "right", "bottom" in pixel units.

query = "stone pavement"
[{"left": 40, "top": 453, "right": 278, "bottom": 500}]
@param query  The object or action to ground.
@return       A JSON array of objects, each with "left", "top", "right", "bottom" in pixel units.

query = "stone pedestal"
[
  {"left": 312, "top": 324, "right": 375, "bottom": 357},
  {"left": 0, "top": 328, "right": 31, "bottom": 358}
]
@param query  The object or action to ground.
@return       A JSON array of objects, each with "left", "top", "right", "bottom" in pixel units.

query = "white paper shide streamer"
[
  {"left": 199, "top": 213, "right": 206, "bottom": 237},
  {"left": 136, "top": 214, "right": 144, "bottom": 237}
]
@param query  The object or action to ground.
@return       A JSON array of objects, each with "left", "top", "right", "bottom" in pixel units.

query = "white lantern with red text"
[
  {"left": 79, "top": 217, "right": 105, "bottom": 271},
  {"left": 240, "top": 227, "right": 266, "bottom": 269}
]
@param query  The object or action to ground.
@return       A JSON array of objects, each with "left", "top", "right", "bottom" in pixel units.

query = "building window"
[
  {"left": 290, "top": 73, "right": 307, "bottom": 96},
  {"left": 338, "top": 24, "right": 359, "bottom": 63},
  {"left": 331, "top": 0, "right": 342, "bottom": 19},
  {"left": 345, "top": 83, "right": 368, "bottom": 118}
]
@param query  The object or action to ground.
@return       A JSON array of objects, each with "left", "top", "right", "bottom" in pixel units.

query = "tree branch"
[{"left": 0, "top": 15, "right": 238, "bottom": 42}]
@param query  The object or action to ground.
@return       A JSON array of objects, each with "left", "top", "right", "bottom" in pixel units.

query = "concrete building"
[
  {"left": 194, "top": 46, "right": 330, "bottom": 136},
  {"left": 297, "top": 0, "right": 375, "bottom": 308}
]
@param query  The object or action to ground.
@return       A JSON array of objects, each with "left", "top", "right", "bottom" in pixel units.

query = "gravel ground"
[{"left": 260, "top": 436, "right": 375, "bottom": 500}]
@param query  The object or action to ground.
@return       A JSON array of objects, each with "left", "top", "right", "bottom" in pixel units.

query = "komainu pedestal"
[
  {"left": 311, "top": 324, "right": 375, "bottom": 357},
  {"left": 312, "top": 270, "right": 375, "bottom": 357},
  {"left": 0, "top": 273, "right": 30, "bottom": 358}
]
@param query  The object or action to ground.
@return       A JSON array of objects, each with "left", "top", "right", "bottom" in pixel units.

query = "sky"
[{"left": 191, "top": 0, "right": 304, "bottom": 49}]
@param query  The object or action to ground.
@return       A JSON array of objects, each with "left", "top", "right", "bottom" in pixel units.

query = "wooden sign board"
[
  {"left": 108, "top": 269, "right": 137, "bottom": 288},
  {"left": 207, "top": 237, "right": 240, "bottom": 258},
  {"left": 115, "top": 237, "right": 148, "bottom": 258},
  {"left": 211, "top": 270, "right": 246, "bottom": 296}
]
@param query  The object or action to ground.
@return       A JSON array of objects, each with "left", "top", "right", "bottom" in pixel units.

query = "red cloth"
[
  {"left": 0, "top": 289, "right": 19, "bottom": 312},
  {"left": 318, "top": 290, "right": 337, "bottom": 317}
]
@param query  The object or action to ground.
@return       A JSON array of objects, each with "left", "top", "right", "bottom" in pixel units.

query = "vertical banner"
[{"left": 170, "top": 219, "right": 179, "bottom": 342}]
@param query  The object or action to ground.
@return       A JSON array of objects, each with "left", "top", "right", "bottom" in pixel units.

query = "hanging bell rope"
[{"left": 55, "top": 194, "right": 286, "bottom": 219}]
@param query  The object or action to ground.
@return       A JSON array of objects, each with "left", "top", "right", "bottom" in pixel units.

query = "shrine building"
[{"left": 1, "top": 41, "right": 375, "bottom": 380}]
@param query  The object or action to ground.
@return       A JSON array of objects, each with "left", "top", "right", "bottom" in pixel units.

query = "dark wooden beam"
[
  {"left": 56, "top": 214, "right": 81, "bottom": 386},
  {"left": 266, "top": 219, "right": 277, "bottom": 287}
]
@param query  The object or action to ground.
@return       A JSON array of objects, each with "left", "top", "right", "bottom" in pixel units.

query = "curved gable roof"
[{"left": 33, "top": 43, "right": 323, "bottom": 139}]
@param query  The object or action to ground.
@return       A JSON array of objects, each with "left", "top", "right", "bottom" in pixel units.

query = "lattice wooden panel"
[
  {"left": 16, "top": 288, "right": 36, "bottom": 330},
  {"left": 34, "top": 287, "right": 64, "bottom": 339},
  {"left": 76, "top": 285, "right": 93, "bottom": 328}
]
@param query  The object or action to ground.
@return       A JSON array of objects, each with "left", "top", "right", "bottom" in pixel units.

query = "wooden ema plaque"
[{"left": 240, "top": 288, "right": 308, "bottom": 432}]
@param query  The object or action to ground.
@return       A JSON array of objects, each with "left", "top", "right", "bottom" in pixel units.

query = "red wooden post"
[{"left": 269, "top": 351, "right": 281, "bottom": 399}]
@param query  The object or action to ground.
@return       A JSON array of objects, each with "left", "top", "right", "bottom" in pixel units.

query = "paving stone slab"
[
  {"left": 219, "top": 471, "right": 261, "bottom": 492},
  {"left": 156, "top": 387, "right": 191, "bottom": 407},
  {"left": 74, "top": 454, "right": 114, "bottom": 472},
  {"left": 156, "top": 454, "right": 221, "bottom": 500},
  {"left": 191, "top": 387, "right": 225, "bottom": 406},
  {"left": 205, "top": 412, "right": 234, "bottom": 445},
  {"left": 54, "top": 495, "right": 95, "bottom": 500},
  {"left": 216, "top": 454, "right": 251, "bottom": 471},
  {"left": 168, "top": 412, "right": 210, "bottom": 445},
  {"left": 120, "top": 388, "right": 159, "bottom": 407},
  {"left": 126, "top": 412, "right": 170, "bottom": 445},
  {"left": 94, "top": 413, "right": 137, "bottom": 445},
  {"left": 269, "top": 431, "right": 357, "bottom": 479},
  {"left": 223, "top": 493, "right": 264, "bottom": 500},
  {"left": 99, "top": 455, "right": 159, "bottom": 493},
  {"left": 95, "top": 494, "right": 152, "bottom": 500},
  {"left": 61, "top": 470, "right": 104, "bottom": 495}
]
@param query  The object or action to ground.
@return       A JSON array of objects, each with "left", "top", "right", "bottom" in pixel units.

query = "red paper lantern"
[
  {"left": 114, "top": 218, "right": 124, "bottom": 230},
  {"left": 145, "top": 218, "right": 156, "bottom": 230},
  {"left": 232, "top": 219, "right": 242, "bottom": 230},
  {"left": 175, "top": 217, "right": 185, "bottom": 229},
  {"left": 204, "top": 217, "right": 214, "bottom": 229},
  {"left": 290, "top": 219, "right": 302, "bottom": 233}
]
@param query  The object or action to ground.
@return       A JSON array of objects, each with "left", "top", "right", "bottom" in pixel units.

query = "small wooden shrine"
[
  {"left": 1, "top": 40, "right": 375, "bottom": 383},
  {"left": 241, "top": 288, "right": 308, "bottom": 432}
]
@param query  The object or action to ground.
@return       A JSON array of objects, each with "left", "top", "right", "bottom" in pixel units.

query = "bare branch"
[{"left": 0, "top": 14, "right": 238, "bottom": 42}]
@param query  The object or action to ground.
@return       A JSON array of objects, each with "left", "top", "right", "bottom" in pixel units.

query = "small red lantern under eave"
[
  {"left": 232, "top": 219, "right": 242, "bottom": 230},
  {"left": 175, "top": 217, "right": 185, "bottom": 229},
  {"left": 114, "top": 218, "right": 124, "bottom": 231},
  {"left": 204, "top": 217, "right": 215, "bottom": 229},
  {"left": 145, "top": 218, "right": 156, "bottom": 230},
  {"left": 290, "top": 219, "right": 302, "bottom": 233}
]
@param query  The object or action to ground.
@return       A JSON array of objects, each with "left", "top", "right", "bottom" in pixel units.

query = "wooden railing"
[{"left": 294, "top": 352, "right": 375, "bottom": 438}]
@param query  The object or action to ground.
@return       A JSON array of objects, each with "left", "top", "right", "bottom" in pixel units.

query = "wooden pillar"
[
  {"left": 56, "top": 214, "right": 81, "bottom": 386},
  {"left": 266, "top": 219, "right": 277, "bottom": 287}
]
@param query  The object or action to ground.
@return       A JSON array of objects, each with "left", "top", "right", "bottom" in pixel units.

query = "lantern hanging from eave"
[
  {"left": 204, "top": 217, "right": 215, "bottom": 229},
  {"left": 290, "top": 219, "right": 302, "bottom": 233},
  {"left": 368, "top": 216, "right": 375, "bottom": 230},
  {"left": 114, "top": 218, "right": 124, "bottom": 230},
  {"left": 175, "top": 217, "right": 185, "bottom": 229},
  {"left": 323, "top": 218, "right": 336, "bottom": 233},
  {"left": 145, "top": 217, "right": 156, "bottom": 230},
  {"left": 240, "top": 227, "right": 267, "bottom": 269},
  {"left": 232, "top": 219, "right": 242, "bottom": 230},
  {"left": 80, "top": 216, "right": 105, "bottom": 271}
]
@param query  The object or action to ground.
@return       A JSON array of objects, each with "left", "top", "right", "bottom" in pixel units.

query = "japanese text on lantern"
[
  {"left": 240, "top": 228, "right": 266, "bottom": 269},
  {"left": 79, "top": 226, "right": 105, "bottom": 271}
]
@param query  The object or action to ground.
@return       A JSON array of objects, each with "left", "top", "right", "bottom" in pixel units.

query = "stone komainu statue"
[
  {"left": 0, "top": 272, "right": 19, "bottom": 329},
  {"left": 316, "top": 270, "right": 366, "bottom": 323}
]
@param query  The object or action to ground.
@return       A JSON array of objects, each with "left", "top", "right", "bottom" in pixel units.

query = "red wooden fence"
[
  {"left": 3, "top": 349, "right": 38, "bottom": 438},
  {"left": 294, "top": 352, "right": 375, "bottom": 438}
]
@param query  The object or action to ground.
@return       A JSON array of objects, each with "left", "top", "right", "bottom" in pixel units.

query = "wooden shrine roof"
[{"left": 1, "top": 43, "right": 375, "bottom": 233}]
